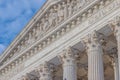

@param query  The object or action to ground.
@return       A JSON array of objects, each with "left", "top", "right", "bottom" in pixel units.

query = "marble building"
[{"left": 0, "top": 0, "right": 120, "bottom": 80}]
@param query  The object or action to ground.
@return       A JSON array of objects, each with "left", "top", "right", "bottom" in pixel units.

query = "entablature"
[{"left": 0, "top": 0, "right": 96, "bottom": 66}]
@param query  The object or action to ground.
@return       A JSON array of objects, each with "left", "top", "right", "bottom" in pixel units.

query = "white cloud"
[
  {"left": 0, "top": 0, "right": 46, "bottom": 54},
  {"left": 0, "top": 0, "right": 46, "bottom": 19}
]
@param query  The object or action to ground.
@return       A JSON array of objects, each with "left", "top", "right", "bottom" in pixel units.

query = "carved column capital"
[
  {"left": 58, "top": 47, "right": 77, "bottom": 65},
  {"left": 82, "top": 31, "right": 102, "bottom": 52},
  {"left": 83, "top": 31, "right": 104, "bottom": 80},
  {"left": 37, "top": 62, "right": 49, "bottom": 73},
  {"left": 37, "top": 62, "right": 52, "bottom": 80},
  {"left": 59, "top": 47, "right": 77, "bottom": 80}
]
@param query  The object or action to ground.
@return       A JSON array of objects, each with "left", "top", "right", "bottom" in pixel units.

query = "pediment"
[
  {"left": 0, "top": 0, "right": 89, "bottom": 66},
  {"left": 0, "top": 0, "right": 61, "bottom": 65}
]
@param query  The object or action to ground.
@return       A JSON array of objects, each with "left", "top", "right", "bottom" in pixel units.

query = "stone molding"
[
  {"left": 0, "top": 0, "right": 95, "bottom": 66},
  {"left": 0, "top": 0, "right": 98, "bottom": 72},
  {"left": 1, "top": 0, "right": 120, "bottom": 79}
]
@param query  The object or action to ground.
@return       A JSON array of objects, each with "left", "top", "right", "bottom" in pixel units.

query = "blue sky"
[{"left": 0, "top": 0, "right": 46, "bottom": 54}]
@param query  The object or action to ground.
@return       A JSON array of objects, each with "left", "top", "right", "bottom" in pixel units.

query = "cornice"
[
  {"left": 0, "top": 0, "right": 96, "bottom": 65},
  {"left": 0, "top": 0, "right": 61, "bottom": 64}
]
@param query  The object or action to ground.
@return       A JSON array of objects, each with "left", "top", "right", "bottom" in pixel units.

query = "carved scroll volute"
[
  {"left": 37, "top": 62, "right": 49, "bottom": 75},
  {"left": 82, "top": 31, "right": 101, "bottom": 53},
  {"left": 58, "top": 46, "right": 77, "bottom": 65},
  {"left": 36, "top": 61, "right": 53, "bottom": 80}
]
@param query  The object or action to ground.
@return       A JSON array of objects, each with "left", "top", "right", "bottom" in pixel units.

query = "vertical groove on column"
[
  {"left": 89, "top": 49, "right": 104, "bottom": 80},
  {"left": 84, "top": 31, "right": 105, "bottom": 80},
  {"left": 63, "top": 64, "right": 77, "bottom": 80},
  {"left": 118, "top": 37, "right": 120, "bottom": 79},
  {"left": 113, "top": 57, "right": 119, "bottom": 80},
  {"left": 59, "top": 47, "right": 77, "bottom": 80}
]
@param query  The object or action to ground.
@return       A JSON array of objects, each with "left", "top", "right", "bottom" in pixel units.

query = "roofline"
[{"left": 0, "top": 0, "right": 52, "bottom": 62}]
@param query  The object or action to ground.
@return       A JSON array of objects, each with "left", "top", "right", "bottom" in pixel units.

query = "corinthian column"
[
  {"left": 37, "top": 62, "right": 52, "bottom": 80},
  {"left": 110, "top": 17, "right": 120, "bottom": 79},
  {"left": 83, "top": 31, "right": 104, "bottom": 80},
  {"left": 58, "top": 47, "right": 77, "bottom": 80}
]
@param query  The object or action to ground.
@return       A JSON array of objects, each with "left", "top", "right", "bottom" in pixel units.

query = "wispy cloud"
[{"left": 0, "top": 0, "right": 46, "bottom": 54}]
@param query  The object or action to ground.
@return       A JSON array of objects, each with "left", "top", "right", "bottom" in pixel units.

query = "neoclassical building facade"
[{"left": 0, "top": 0, "right": 120, "bottom": 80}]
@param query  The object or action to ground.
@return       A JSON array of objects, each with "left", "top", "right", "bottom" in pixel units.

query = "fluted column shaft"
[
  {"left": 116, "top": 31, "right": 120, "bottom": 79},
  {"left": 83, "top": 31, "right": 104, "bottom": 80},
  {"left": 113, "top": 57, "right": 119, "bottom": 80},
  {"left": 88, "top": 46, "right": 104, "bottom": 80},
  {"left": 63, "top": 58, "right": 77, "bottom": 80},
  {"left": 59, "top": 47, "right": 77, "bottom": 80}
]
